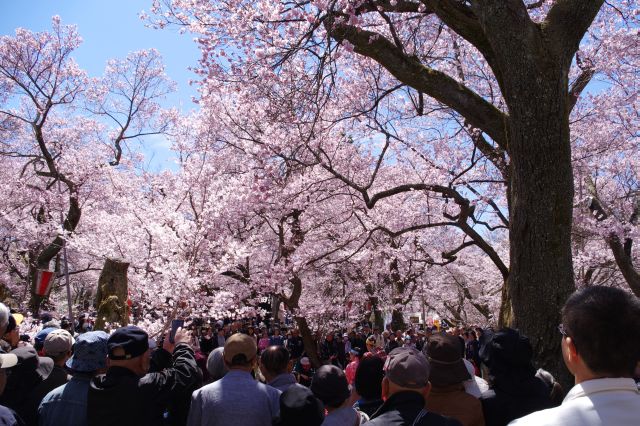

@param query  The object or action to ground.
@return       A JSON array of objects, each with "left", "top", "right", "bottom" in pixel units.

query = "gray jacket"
[{"left": 187, "top": 370, "right": 281, "bottom": 426}]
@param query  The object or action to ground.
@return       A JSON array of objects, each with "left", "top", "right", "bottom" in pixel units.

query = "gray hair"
[
  {"left": 0, "top": 303, "right": 10, "bottom": 335},
  {"left": 206, "top": 347, "right": 228, "bottom": 382}
]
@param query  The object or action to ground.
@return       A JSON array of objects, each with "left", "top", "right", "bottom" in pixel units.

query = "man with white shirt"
[{"left": 510, "top": 285, "right": 640, "bottom": 426}]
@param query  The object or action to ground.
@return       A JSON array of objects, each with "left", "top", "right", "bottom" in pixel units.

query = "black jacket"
[
  {"left": 366, "top": 391, "right": 462, "bottom": 426},
  {"left": 480, "top": 375, "right": 552, "bottom": 426},
  {"left": 87, "top": 343, "right": 201, "bottom": 426}
]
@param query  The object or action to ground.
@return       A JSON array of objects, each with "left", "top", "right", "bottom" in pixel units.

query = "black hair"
[
  {"left": 354, "top": 356, "right": 384, "bottom": 400},
  {"left": 562, "top": 285, "right": 640, "bottom": 377},
  {"left": 229, "top": 353, "right": 253, "bottom": 367},
  {"left": 260, "top": 345, "right": 290, "bottom": 375}
]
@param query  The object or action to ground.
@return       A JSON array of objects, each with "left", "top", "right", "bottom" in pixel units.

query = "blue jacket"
[{"left": 39, "top": 375, "right": 92, "bottom": 426}]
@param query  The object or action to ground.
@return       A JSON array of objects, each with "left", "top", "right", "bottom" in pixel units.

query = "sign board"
[{"left": 35, "top": 270, "right": 55, "bottom": 297}]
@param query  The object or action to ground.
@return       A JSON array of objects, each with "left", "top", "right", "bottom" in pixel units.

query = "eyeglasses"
[{"left": 557, "top": 323, "right": 568, "bottom": 337}]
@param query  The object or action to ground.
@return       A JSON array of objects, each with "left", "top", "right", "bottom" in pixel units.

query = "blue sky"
[{"left": 1, "top": 0, "right": 200, "bottom": 170}]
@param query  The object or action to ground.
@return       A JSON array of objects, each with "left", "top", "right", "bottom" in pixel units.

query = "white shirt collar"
[{"left": 564, "top": 377, "right": 639, "bottom": 403}]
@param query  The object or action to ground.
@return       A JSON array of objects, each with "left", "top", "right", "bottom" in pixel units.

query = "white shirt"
[{"left": 509, "top": 377, "right": 640, "bottom": 426}]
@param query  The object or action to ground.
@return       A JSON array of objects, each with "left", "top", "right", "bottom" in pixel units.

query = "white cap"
[{"left": 0, "top": 353, "right": 18, "bottom": 369}]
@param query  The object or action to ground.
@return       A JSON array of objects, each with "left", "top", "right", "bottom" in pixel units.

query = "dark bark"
[
  {"left": 294, "top": 315, "right": 322, "bottom": 368},
  {"left": 94, "top": 258, "right": 130, "bottom": 331},
  {"left": 607, "top": 236, "right": 640, "bottom": 297},
  {"left": 390, "top": 306, "right": 406, "bottom": 332}
]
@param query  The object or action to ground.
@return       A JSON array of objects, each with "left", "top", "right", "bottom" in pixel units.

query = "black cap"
[
  {"left": 107, "top": 326, "right": 149, "bottom": 360},
  {"left": 276, "top": 384, "right": 324, "bottom": 426},
  {"left": 10, "top": 346, "right": 54, "bottom": 380},
  {"left": 310, "top": 365, "right": 350, "bottom": 407}
]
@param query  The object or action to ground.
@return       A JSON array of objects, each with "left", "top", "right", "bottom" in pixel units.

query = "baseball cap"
[
  {"left": 0, "top": 352, "right": 18, "bottom": 369},
  {"left": 310, "top": 365, "right": 350, "bottom": 407},
  {"left": 10, "top": 346, "right": 54, "bottom": 380},
  {"left": 44, "top": 329, "right": 75, "bottom": 356},
  {"left": 384, "top": 347, "right": 430, "bottom": 389},
  {"left": 300, "top": 357, "right": 310, "bottom": 366},
  {"left": 5, "top": 314, "right": 23, "bottom": 333},
  {"left": 34, "top": 327, "right": 58, "bottom": 351},
  {"left": 223, "top": 333, "right": 257, "bottom": 364},
  {"left": 425, "top": 334, "right": 470, "bottom": 386},
  {"left": 108, "top": 326, "right": 149, "bottom": 360},
  {"left": 66, "top": 331, "right": 108, "bottom": 372}
]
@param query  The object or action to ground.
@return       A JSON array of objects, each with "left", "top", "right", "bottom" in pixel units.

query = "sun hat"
[{"left": 66, "top": 331, "right": 108, "bottom": 373}]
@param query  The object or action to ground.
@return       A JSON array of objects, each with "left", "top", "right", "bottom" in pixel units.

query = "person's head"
[
  {"left": 206, "top": 347, "right": 229, "bottom": 381},
  {"left": 425, "top": 334, "right": 470, "bottom": 387},
  {"left": 366, "top": 335, "right": 377, "bottom": 352},
  {"left": 291, "top": 328, "right": 299, "bottom": 337},
  {"left": 3, "top": 314, "right": 23, "bottom": 349},
  {"left": 325, "top": 332, "right": 333, "bottom": 341},
  {"left": 66, "top": 330, "right": 108, "bottom": 375},
  {"left": 276, "top": 384, "right": 324, "bottom": 426},
  {"left": 107, "top": 326, "right": 151, "bottom": 377},
  {"left": 273, "top": 328, "right": 280, "bottom": 336},
  {"left": 310, "top": 365, "right": 350, "bottom": 411},
  {"left": 300, "top": 357, "right": 311, "bottom": 371},
  {"left": 261, "top": 329, "right": 268, "bottom": 337},
  {"left": 561, "top": 286, "right": 640, "bottom": 381},
  {"left": 348, "top": 348, "right": 360, "bottom": 361},
  {"left": 34, "top": 327, "right": 58, "bottom": 354},
  {"left": 481, "top": 328, "right": 535, "bottom": 380},
  {"left": 260, "top": 345, "right": 290, "bottom": 381},
  {"left": 223, "top": 333, "right": 257, "bottom": 371},
  {"left": 0, "top": 303, "right": 9, "bottom": 338},
  {"left": 44, "top": 329, "right": 75, "bottom": 366},
  {"left": 382, "top": 347, "right": 431, "bottom": 400},
  {"left": 354, "top": 355, "right": 384, "bottom": 401}
]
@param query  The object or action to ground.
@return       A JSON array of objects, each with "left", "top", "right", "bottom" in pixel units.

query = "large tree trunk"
[
  {"left": 294, "top": 316, "right": 322, "bottom": 368},
  {"left": 496, "top": 49, "right": 576, "bottom": 388},
  {"left": 29, "top": 196, "right": 81, "bottom": 313},
  {"left": 94, "top": 258, "right": 130, "bottom": 331},
  {"left": 505, "top": 90, "right": 575, "bottom": 384},
  {"left": 390, "top": 303, "right": 406, "bottom": 332}
]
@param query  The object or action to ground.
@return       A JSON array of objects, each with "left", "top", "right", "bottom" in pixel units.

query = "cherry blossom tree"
[
  {"left": 0, "top": 17, "right": 175, "bottom": 312},
  {"left": 147, "top": 0, "right": 639, "bottom": 380}
]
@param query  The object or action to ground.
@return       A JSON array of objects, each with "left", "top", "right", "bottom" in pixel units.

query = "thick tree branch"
[
  {"left": 326, "top": 18, "right": 508, "bottom": 149},
  {"left": 544, "top": 0, "right": 605, "bottom": 66}
]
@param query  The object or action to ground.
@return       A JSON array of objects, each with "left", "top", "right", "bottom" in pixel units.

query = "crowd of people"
[{"left": 0, "top": 285, "right": 638, "bottom": 425}]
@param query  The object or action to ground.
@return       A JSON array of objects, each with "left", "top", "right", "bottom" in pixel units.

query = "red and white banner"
[{"left": 35, "top": 270, "right": 55, "bottom": 297}]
